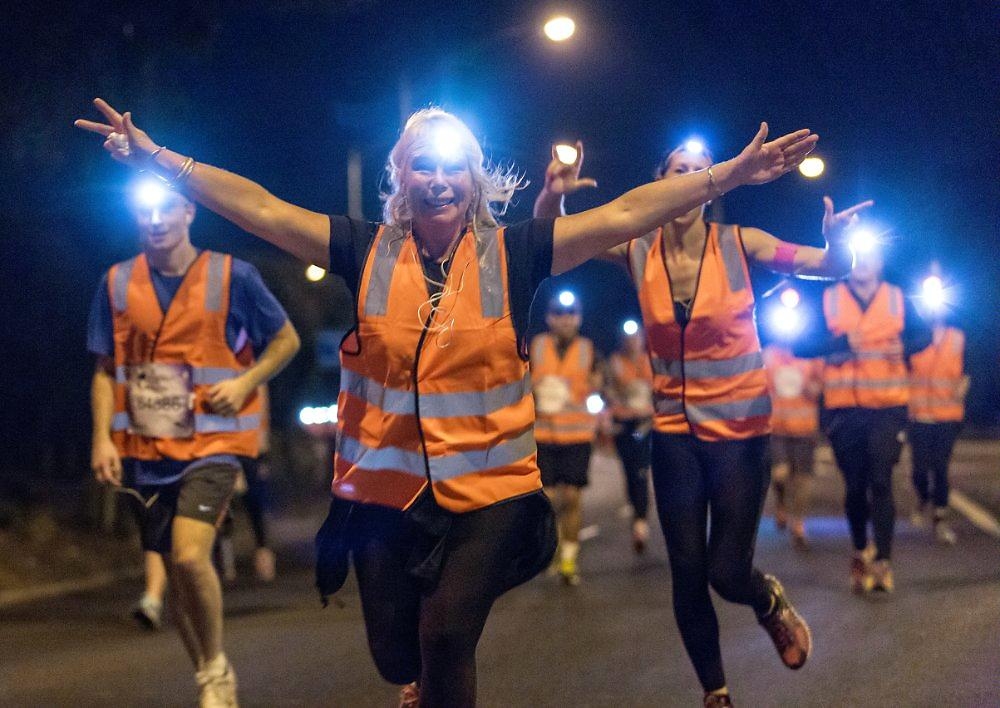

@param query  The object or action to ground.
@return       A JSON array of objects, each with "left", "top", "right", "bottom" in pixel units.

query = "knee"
[
  {"left": 707, "top": 564, "right": 743, "bottom": 603},
  {"left": 419, "top": 621, "right": 477, "bottom": 665},
  {"left": 170, "top": 544, "right": 210, "bottom": 575}
]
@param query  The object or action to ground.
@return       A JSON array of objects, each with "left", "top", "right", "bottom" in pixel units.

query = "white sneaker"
[
  {"left": 934, "top": 518, "right": 957, "bottom": 545},
  {"left": 909, "top": 505, "right": 928, "bottom": 529},
  {"left": 253, "top": 547, "right": 276, "bottom": 583},
  {"left": 197, "top": 660, "right": 238, "bottom": 708}
]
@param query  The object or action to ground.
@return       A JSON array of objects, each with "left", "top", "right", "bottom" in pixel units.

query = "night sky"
[{"left": 3, "top": 2, "right": 998, "bottom": 489}]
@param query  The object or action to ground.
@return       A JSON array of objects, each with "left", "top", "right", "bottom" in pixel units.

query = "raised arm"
[
  {"left": 741, "top": 196, "right": 874, "bottom": 279},
  {"left": 75, "top": 99, "right": 330, "bottom": 267},
  {"left": 550, "top": 123, "right": 817, "bottom": 274}
]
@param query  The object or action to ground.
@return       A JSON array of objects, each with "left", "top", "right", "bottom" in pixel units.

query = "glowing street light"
[
  {"left": 543, "top": 15, "right": 575, "bottom": 42},
  {"left": 305, "top": 264, "right": 326, "bottom": 282},
  {"left": 622, "top": 319, "right": 640, "bottom": 336},
  {"left": 554, "top": 143, "right": 578, "bottom": 165},
  {"left": 798, "top": 156, "right": 825, "bottom": 178}
]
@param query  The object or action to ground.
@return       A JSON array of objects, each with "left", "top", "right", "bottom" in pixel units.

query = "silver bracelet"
[{"left": 707, "top": 165, "right": 725, "bottom": 198}]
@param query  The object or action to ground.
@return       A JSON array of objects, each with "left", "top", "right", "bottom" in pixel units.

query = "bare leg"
[
  {"left": 169, "top": 515, "right": 225, "bottom": 667},
  {"left": 144, "top": 550, "right": 168, "bottom": 602}
]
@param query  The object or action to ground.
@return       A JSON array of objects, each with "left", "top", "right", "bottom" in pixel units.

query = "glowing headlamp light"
[
  {"left": 555, "top": 144, "right": 578, "bottom": 165},
  {"left": 134, "top": 179, "right": 171, "bottom": 210},
  {"left": 431, "top": 125, "right": 464, "bottom": 162},
  {"left": 622, "top": 319, "right": 639, "bottom": 336},
  {"left": 848, "top": 228, "right": 879, "bottom": 255},
  {"left": 921, "top": 275, "right": 947, "bottom": 312}
]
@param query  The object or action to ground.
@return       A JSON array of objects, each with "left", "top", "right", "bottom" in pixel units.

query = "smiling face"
[
  {"left": 133, "top": 194, "right": 195, "bottom": 253},
  {"left": 402, "top": 148, "right": 475, "bottom": 234}
]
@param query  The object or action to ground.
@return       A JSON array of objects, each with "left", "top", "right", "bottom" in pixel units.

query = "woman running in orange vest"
[
  {"left": 536, "top": 140, "right": 871, "bottom": 707},
  {"left": 794, "top": 245, "right": 932, "bottom": 593},
  {"left": 762, "top": 343, "right": 824, "bottom": 550},
  {"left": 908, "top": 268, "right": 967, "bottom": 544},
  {"left": 77, "top": 98, "right": 816, "bottom": 707}
]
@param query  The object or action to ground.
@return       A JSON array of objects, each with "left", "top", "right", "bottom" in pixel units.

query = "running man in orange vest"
[
  {"left": 78, "top": 97, "right": 816, "bottom": 707},
  {"left": 762, "top": 344, "right": 824, "bottom": 550},
  {"left": 604, "top": 323, "right": 655, "bottom": 553},
  {"left": 908, "top": 271, "right": 968, "bottom": 544},
  {"left": 531, "top": 294, "right": 600, "bottom": 585},
  {"left": 536, "top": 139, "right": 870, "bottom": 707},
  {"left": 87, "top": 181, "right": 300, "bottom": 707},
  {"left": 794, "top": 244, "right": 931, "bottom": 594}
]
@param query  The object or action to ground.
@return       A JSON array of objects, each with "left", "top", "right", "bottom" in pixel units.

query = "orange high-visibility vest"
[
  {"left": 763, "top": 345, "right": 822, "bottom": 437},
  {"left": 909, "top": 326, "right": 965, "bottom": 422},
  {"left": 109, "top": 252, "right": 261, "bottom": 460},
  {"left": 628, "top": 223, "right": 771, "bottom": 441},
  {"left": 333, "top": 225, "right": 540, "bottom": 513},
  {"left": 607, "top": 350, "right": 653, "bottom": 420},
  {"left": 822, "top": 282, "right": 908, "bottom": 409},
  {"left": 530, "top": 334, "right": 597, "bottom": 445}
]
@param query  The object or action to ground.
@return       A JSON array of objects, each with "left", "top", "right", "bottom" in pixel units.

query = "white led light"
[
  {"left": 305, "top": 265, "right": 326, "bottom": 282},
  {"left": 622, "top": 319, "right": 639, "bottom": 336},
  {"left": 849, "top": 228, "right": 878, "bottom": 255},
  {"left": 558, "top": 290, "right": 576, "bottom": 307},
  {"left": 554, "top": 144, "right": 578, "bottom": 165},
  {"left": 684, "top": 139, "right": 706, "bottom": 155},
  {"left": 431, "top": 125, "right": 463, "bottom": 162},
  {"left": 779, "top": 288, "right": 801, "bottom": 309},
  {"left": 543, "top": 16, "right": 575, "bottom": 42},
  {"left": 586, "top": 394, "right": 605, "bottom": 414},
  {"left": 135, "top": 180, "right": 169, "bottom": 209},
  {"left": 799, "top": 156, "right": 825, "bottom": 178}
]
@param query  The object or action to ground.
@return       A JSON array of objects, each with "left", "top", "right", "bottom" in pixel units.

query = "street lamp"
[
  {"left": 543, "top": 15, "right": 575, "bottom": 42},
  {"left": 799, "top": 156, "right": 825, "bottom": 178}
]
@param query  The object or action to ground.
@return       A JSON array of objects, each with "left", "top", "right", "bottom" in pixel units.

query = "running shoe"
[
  {"left": 560, "top": 557, "right": 581, "bottom": 586},
  {"left": 253, "top": 547, "right": 277, "bottom": 582},
  {"left": 758, "top": 575, "right": 812, "bottom": 670},
  {"left": 909, "top": 504, "right": 928, "bottom": 529},
  {"left": 398, "top": 681, "right": 420, "bottom": 708},
  {"left": 934, "top": 519, "right": 957, "bottom": 545},
  {"left": 703, "top": 692, "right": 734, "bottom": 707},
  {"left": 131, "top": 594, "right": 163, "bottom": 631},
  {"left": 850, "top": 554, "right": 873, "bottom": 594},
  {"left": 196, "top": 660, "right": 238, "bottom": 708},
  {"left": 870, "top": 560, "right": 895, "bottom": 593},
  {"left": 632, "top": 518, "right": 649, "bottom": 554}
]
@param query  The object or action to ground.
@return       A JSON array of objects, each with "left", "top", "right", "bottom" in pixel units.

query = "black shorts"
[
  {"left": 537, "top": 442, "right": 592, "bottom": 488},
  {"left": 131, "top": 463, "right": 239, "bottom": 554}
]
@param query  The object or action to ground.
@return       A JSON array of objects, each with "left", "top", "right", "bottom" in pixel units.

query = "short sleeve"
[
  {"left": 228, "top": 260, "right": 290, "bottom": 353},
  {"left": 502, "top": 218, "right": 555, "bottom": 351},
  {"left": 87, "top": 273, "right": 114, "bottom": 357},
  {"left": 328, "top": 215, "right": 378, "bottom": 301}
]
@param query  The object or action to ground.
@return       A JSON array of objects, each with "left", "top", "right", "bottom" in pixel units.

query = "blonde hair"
[{"left": 382, "top": 108, "right": 525, "bottom": 229}]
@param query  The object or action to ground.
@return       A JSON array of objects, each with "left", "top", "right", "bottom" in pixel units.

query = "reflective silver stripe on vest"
[
  {"left": 650, "top": 351, "right": 764, "bottom": 380},
  {"left": 205, "top": 252, "right": 226, "bottom": 313},
  {"left": 653, "top": 395, "right": 684, "bottom": 416},
  {"left": 337, "top": 434, "right": 427, "bottom": 478},
  {"left": 824, "top": 378, "right": 910, "bottom": 390},
  {"left": 628, "top": 231, "right": 656, "bottom": 289},
  {"left": 112, "top": 258, "right": 137, "bottom": 312},
  {"left": 887, "top": 285, "right": 901, "bottom": 317},
  {"left": 476, "top": 228, "right": 504, "bottom": 318},
  {"left": 111, "top": 412, "right": 130, "bottom": 431},
  {"left": 364, "top": 225, "right": 406, "bottom": 317},
  {"left": 195, "top": 413, "right": 260, "bottom": 433},
  {"left": 115, "top": 365, "right": 241, "bottom": 385},
  {"left": 718, "top": 225, "right": 746, "bottom": 293},
  {"left": 824, "top": 286, "right": 839, "bottom": 319},
  {"left": 428, "top": 428, "right": 536, "bottom": 482},
  {"left": 337, "top": 428, "right": 536, "bottom": 482},
  {"left": 535, "top": 419, "right": 594, "bottom": 434},
  {"left": 342, "top": 367, "right": 530, "bottom": 418},
  {"left": 686, "top": 395, "right": 772, "bottom": 424},
  {"left": 854, "top": 350, "right": 901, "bottom": 361}
]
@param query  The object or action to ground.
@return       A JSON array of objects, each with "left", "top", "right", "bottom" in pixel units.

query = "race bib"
[
  {"left": 126, "top": 363, "right": 196, "bottom": 438},
  {"left": 534, "top": 375, "right": 571, "bottom": 415},
  {"left": 773, "top": 365, "right": 805, "bottom": 399}
]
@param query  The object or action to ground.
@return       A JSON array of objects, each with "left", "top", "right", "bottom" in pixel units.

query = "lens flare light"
[
  {"left": 779, "top": 287, "right": 801, "bottom": 309},
  {"left": 798, "top": 156, "right": 825, "bottom": 178},
  {"left": 849, "top": 228, "right": 879, "bottom": 255},
  {"left": 431, "top": 125, "right": 464, "bottom": 162},
  {"left": 921, "top": 275, "right": 947, "bottom": 312},
  {"left": 683, "top": 138, "right": 706, "bottom": 155},
  {"left": 134, "top": 179, "right": 169, "bottom": 209},
  {"left": 543, "top": 16, "right": 576, "bottom": 42}
]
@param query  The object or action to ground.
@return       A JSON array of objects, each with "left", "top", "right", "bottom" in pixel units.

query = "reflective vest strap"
[
  {"left": 364, "top": 225, "right": 406, "bottom": 317},
  {"left": 650, "top": 351, "right": 764, "bottom": 379},
  {"left": 205, "top": 252, "right": 227, "bottom": 313},
  {"left": 653, "top": 395, "right": 684, "bottom": 416},
  {"left": 627, "top": 231, "right": 656, "bottom": 289},
  {"left": 429, "top": 428, "right": 536, "bottom": 482},
  {"left": 111, "top": 258, "right": 137, "bottom": 313},
  {"left": 337, "top": 434, "right": 427, "bottom": 478},
  {"left": 194, "top": 414, "right": 260, "bottom": 433},
  {"left": 115, "top": 365, "right": 241, "bottom": 385},
  {"left": 887, "top": 285, "right": 902, "bottom": 317},
  {"left": 823, "top": 285, "right": 839, "bottom": 320},
  {"left": 111, "top": 412, "right": 130, "bottom": 431},
  {"left": 475, "top": 228, "right": 504, "bottom": 318},
  {"left": 717, "top": 225, "right": 746, "bottom": 293},
  {"left": 825, "top": 378, "right": 910, "bottom": 390},
  {"left": 686, "top": 395, "right": 772, "bottom": 424}
]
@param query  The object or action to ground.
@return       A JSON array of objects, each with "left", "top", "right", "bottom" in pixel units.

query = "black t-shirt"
[{"left": 328, "top": 216, "right": 555, "bottom": 353}]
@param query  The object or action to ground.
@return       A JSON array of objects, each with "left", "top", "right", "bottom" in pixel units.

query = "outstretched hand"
[
  {"left": 822, "top": 196, "right": 875, "bottom": 242},
  {"left": 730, "top": 123, "right": 818, "bottom": 186},
  {"left": 74, "top": 98, "right": 159, "bottom": 166},
  {"left": 543, "top": 141, "right": 598, "bottom": 196}
]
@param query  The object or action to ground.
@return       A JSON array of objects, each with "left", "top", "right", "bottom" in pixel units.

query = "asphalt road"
[{"left": 2, "top": 441, "right": 999, "bottom": 707}]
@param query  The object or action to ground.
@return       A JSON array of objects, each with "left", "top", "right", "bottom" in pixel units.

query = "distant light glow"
[
  {"left": 586, "top": 394, "right": 605, "bottom": 414},
  {"left": 779, "top": 287, "right": 801, "bottom": 309},
  {"left": 683, "top": 138, "right": 706, "bottom": 155},
  {"left": 543, "top": 16, "right": 576, "bottom": 42},
  {"left": 849, "top": 228, "right": 879, "bottom": 255},
  {"left": 799, "top": 156, "right": 825, "bottom": 178},
  {"left": 768, "top": 305, "right": 803, "bottom": 338},
  {"left": 554, "top": 144, "right": 578, "bottom": 165},
  {"left": 622, "top": 319, "right": 639, "bottom": 336},
  {"left": 135, "top": 179, "right": 169, "bottom": 209},
  {"left": 921, "top": 275, "right": 947, "bottom": 312},
  {"left": 299, "top": 404, "right": 338, "bottom": 426},
  {"left": 305, "top": 264, "right": 326, "bottom": 282},
  {"left": 558, "top": 290, "right": 576, "bottom": 307},
  {"left": 431, "top": 125, "right": 464, "bottom": 162}
]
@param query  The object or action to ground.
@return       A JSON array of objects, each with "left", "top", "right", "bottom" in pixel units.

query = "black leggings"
[
  {"left": 650, "top": 432, "right": 774, "bottom": 693},
  {"left": 613, "top": 419, "right": 651, "bottom": 520},
  {"left": 825, "top": 407, "right": 905, "bottom": 559},
  {"left": 909, "top": 421, "right": 961, "bottom": 509},
  {"left": 350, "top": 498, "right": 533, "bottom": 708}
]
